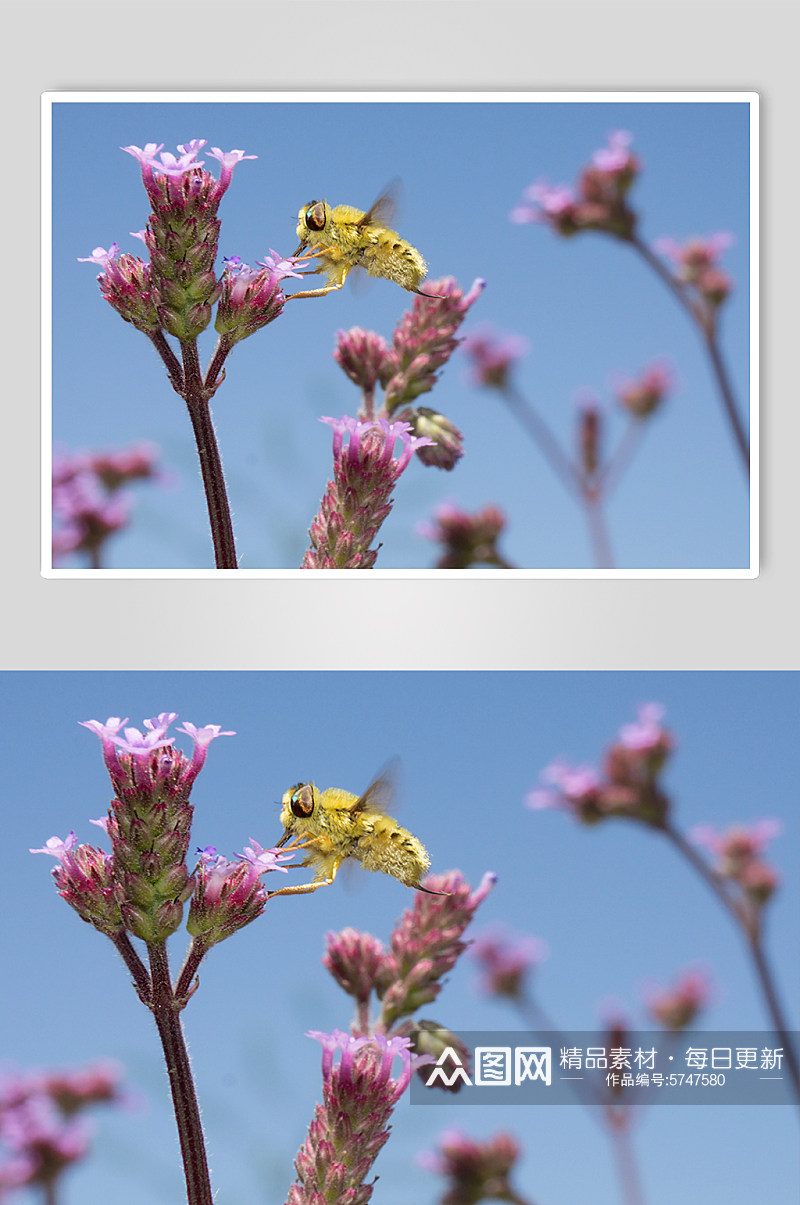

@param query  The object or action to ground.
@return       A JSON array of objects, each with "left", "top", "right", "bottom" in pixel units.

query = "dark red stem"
[
  {"left": 147, "top": 942, "right": 214, "bottom": 1205},
  {"left": 180, "top": 339, "right": 238, "bottom": 569}
]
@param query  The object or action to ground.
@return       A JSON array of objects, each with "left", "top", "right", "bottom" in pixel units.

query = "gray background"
[{"left": 5, "top": 0, "right": 798, "bottom": 668}]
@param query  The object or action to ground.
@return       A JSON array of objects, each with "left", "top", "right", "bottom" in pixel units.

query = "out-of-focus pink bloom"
[
  {"left": 617, "top": 702, "right": 668, "bottom": 752},
  {"left": 643, "top": 967, "right": 713, "bottom": 1030},
  {"left": 527, "top": 704, "right": 673, "bottom": 828},
  {"left": 603, "top": 703, "right": 674, "bottom": 809},
  {"left": 52, "top": 444, "right": 165, "bottom": 568},
  {"left": 653, "top": 233, "right": 734, "bottom": 307},
  {"left": 690, "top": 819, "right": 781, "bottom": 867},
  {"left": 510, "top": 180, "right": 578, "bottom": 226},
  {"left": 525, "top": 759, "right": 603, "bottom": 815},
  {"left": 461, "top": 325, "right": 529, "bottom": 388},
  {"left": 615, "top": 361, "right": 673, "bottom": 419},
  {"left": 418, "top": 502, "right": 511, "bottom": 569},
  {"left": 592, "top": 130, "right": 635, "bottom": 173},
  {"left": 690, "top": 820, "right": 782, "bottom": 903},
  {"left": 419, "top": 1129, "right": 522, "bottom": 1205},
  {"left": 470, "top": 925, "right": 548, "bottom": 999},
  {"left": 513, "top": 132, "right": 640, "bottom": 239},
  {"left": 0, "top": 1063, "right": 125, "bottom": 1195}
]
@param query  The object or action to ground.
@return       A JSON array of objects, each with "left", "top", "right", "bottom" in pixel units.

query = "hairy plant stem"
[
  {"left": 662, "top": 822, "right": 799, "bottom": 1099},
  {"left": 147, "top": 941, "right": 213, "bottom": 1205},
  {"left": 203, "top": 335, "right": 235, "bottom": 398},
  {"left": 627, "top": 234, "right": 750, "bottom": 474},
  {"left": 180, "top": 339, "right": 237, "bottom": 569},
  {"left": 175, "top": 937, "right": 211, "bottom": 1006},
  {"left": 110, "top": 931, "right": 152, "bottom": 1005},
  {"left": 148, "top": 331, "right": 237, "bottom": 567},
  {"left": 149, "top": 330, "right": 185, "bottom": 394}
]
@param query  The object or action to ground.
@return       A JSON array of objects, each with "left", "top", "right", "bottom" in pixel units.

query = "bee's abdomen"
[{"left": 356, "top": 825, "right": 431, "bottom": 886}]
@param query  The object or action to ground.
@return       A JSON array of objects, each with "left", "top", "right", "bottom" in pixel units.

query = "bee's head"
[
  {"left": 297, "top": 200, "right": 328, "bottom": 240},
  {"left": 282, "top": 782, "right": 316, "bottom": 825}
]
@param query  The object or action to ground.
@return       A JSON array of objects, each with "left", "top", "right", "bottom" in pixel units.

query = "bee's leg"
[
  {"left": 286, "top": 263, "right": 351, "bottom": 301},
  {"left": 285, "top": 282, "right": 346, "bottom": 300},
  {"left": 266, "top": 858, "right": 341, "bottom": 898},
  {"left": 265, "top": 879, "right": 328, "bottom": 897}
]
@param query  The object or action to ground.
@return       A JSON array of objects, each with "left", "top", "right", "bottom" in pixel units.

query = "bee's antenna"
[{"left": 415, "top": 885, "right": 452, "bottom": 896}]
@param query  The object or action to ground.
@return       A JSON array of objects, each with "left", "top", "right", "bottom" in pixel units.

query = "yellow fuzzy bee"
[
  {"left": 269, "top": 765, "right": 446, "bottom": 896},
  {"left": 288, "top": 186, "right": 430, "bottom": 299}
]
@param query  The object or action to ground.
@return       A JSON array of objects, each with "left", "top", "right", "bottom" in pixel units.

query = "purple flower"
[
  {"left": 307, "top": 1029, "right": 372, "bottom": 1082},
  {"left": 418, "top": 501, "right": 510, "bottom": 569},
  {"left": 188, "top": 839, "right": 291, "bottom": 944},
  {"left": 510, "top": 180, "right": 577, "bottom": 225},
  {"left": 321, "top": 414, "right": 434, "bottom": 473},
  {"left": 29, "top": 833, "right": 78, "bottom": 861},
  {"left": 77, "top": 244, "right": 121, "bottom": 270},
  {"left": 617, "top": 702, "right": 667, "bottom": 751},
  {"left": 236, "top": 838, "right": 292, "bottom": 877},
  {"left": 206, "top": 145, "right": 258, "bottom": 195},
  {"left": 615, "top": 361, "right": 673, "bottom": 419},
  {"left": 175, "top": 721, "right": 235, "bottom": 784},
  {"left": 470, "top": 925, "right": 549, "bottom": 998},
  {"left": 462, "top": 324, "right": 529, "bottom": 388},
  {"left": 525, "top": 759, "right": 602, "bottom": 812},
  {"left": 419, "top": 1129, "right": 523, "bottom": 1205},
  {"left": 592, "top": 130, "right": 634, "bottom": 172},
  {"left": 303, "top": 416, "right": 435, "bottom": 569},
  {"left": 257, "top": 249, "right": 306, "bottom": 281},
  {"left": 643, "top": 966, "right": 713, "bottom": 1030},
  {"left": 214, "top": 255, "right": 305, "bottom": 340}
]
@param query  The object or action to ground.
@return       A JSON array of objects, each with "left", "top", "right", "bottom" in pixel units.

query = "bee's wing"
[
  {"left": 357, "top": 179, "right": 402, "bottom": 228},
  {"left": 349, "top": 757, "right": 402, "bottom": 815}
]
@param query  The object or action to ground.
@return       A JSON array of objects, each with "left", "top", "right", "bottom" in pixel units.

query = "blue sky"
[
  {"left": 49, "top": 95, "right": 752, "bottom": 571},
  {"left": 2, "top": 671, "right": 796, "bottom": 1205}
]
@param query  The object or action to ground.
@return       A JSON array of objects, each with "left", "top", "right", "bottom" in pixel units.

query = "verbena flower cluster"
[
  {"left": 284, "top": 872, "right": 497, "bottom": 1205},
  {"left": 52, "top": 444, "right": 163, "bottom": 568},
  {"left": 0, "top": 1063, "right": 123, "bottom": 1200}
]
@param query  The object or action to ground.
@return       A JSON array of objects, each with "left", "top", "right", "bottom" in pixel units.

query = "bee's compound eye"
[
  {"left": 304, "top": 202, "right": 327, "bottom": 232},
  {"left": 290, "top": 784, "right": 315, "bottom": 818}
]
